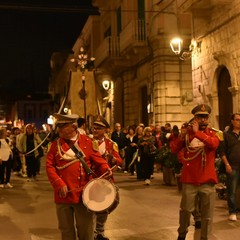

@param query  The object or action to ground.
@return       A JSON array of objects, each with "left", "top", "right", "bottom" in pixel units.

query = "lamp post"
[{"left": 70, "top": 47, "right": 95, "bottom": 121}]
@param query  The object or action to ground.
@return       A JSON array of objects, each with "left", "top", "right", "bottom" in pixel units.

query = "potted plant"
[{"left": 155, "top": 145, "right": 180, "bottom": 186}]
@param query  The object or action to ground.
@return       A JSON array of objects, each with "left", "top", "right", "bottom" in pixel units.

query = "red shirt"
[
  {"left": 170, "top": 127, "right": 220, "bottom": 185},
  {"left": 46, "top": 134, "right": 110, "bottom": 204},
  {"left": 92, "top": 137, "right": 122, "bottom": 178}
]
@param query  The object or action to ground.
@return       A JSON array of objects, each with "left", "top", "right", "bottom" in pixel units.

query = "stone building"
[
  {"left": 177, "top": 0, "right": 239, "bottom": 130},
  {"left": 50, "top": 0, "right": 240, "bottom": 130}
]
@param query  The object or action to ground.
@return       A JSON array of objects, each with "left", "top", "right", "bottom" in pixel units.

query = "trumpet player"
[
  {"left": 92, "top": 115, "right": 122, "bottom": 240},
  {"left": 170, "top": 104, "right": 221, "bottom": 240}
]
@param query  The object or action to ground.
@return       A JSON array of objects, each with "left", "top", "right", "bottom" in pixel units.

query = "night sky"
[{"left": 0, "top": 0, "right": 97, "bottom": 112}]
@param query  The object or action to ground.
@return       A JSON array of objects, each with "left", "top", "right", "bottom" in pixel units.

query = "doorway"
[{"left": 218, "top": 67, "right": 233, "bottom": 130}]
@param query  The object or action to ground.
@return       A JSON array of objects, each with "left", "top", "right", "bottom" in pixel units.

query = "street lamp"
[
  {"left": 170, "top": 38, "right": 201, "bottom": 61},
  {"left": 70, "top": 47, "right": 95, "bottom": 121}
]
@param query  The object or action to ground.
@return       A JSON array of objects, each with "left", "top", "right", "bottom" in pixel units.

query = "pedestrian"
[
  {"left": 46, "top": 113, "right": 113, "bottom": 240},
  {"left": 16, "top": 125, "right": 27, "bottom": 177},
  {"left": 170, "top": 104, "right": 221, "bottom": 240},
  {"left": 0, "top": 127, "right": 13, "bottom": 188},
  {"left": 218, "top": 113, "right": 240, "bottom": 221},
  {"left": 92, "top": 115, "right": 122, "bottom": 240},
  {"left": 133, "top": 125, "right": 144, "bottom": 179},
  {"left": 124, "top": 125, "right": 136, "bottom": 175},
  {"left": 138, "top": 126, "right": 157, "bottom": 185},
  {"left": 111, "top": 123, "right": 127, "bottom": 164},
  {"left": 18, "top": 124, "right": 42, "bottom": 181}
]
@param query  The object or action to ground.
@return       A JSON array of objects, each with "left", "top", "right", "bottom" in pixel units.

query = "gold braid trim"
[
  {"left": 56, "top": 139, "right": 81, "bottom": 170},
  {"left": 56, "top": 159, "right": 80, "bottom": 170},
  {"left": 183, "top": 134, "right": 205, "bottom": 166},
  {"left": 201, "top": 148, "right": 206, "bottom": 167}
]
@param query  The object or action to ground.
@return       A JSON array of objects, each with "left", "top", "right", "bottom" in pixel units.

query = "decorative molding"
[{"left": 228, "top": 86, "right": 239, "bottom": 95}]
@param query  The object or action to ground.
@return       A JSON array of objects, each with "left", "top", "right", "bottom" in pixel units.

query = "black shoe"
[
  {"left": 177, "top": 237, "right": 186, "bottom": 240},
  {"left": 95, "top": 234, "right": 109, "bottom": 240},
  {"left": 195, "top": 220, "right": 201, "bottom": 229}
]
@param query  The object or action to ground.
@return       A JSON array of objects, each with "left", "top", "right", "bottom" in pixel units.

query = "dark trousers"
[
  {"left": 141, "top": 153, "right": 154, "bottom": 180},
  {"left": 0, "top": 158, "right": 12, "bottom": 184},
  {"left": 25, "top": 155, "right": 37, "bottom": 178}
]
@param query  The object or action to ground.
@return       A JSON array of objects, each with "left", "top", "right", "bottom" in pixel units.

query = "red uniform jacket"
[
  {"left": 46, "top": 134, "right": 110, "bottom": 204},
  {"left": 170, "top": 127, "right": 220, "bottom": 185},
  {"left": 93, "top": 137, "right": 122, "bottom": 178}
]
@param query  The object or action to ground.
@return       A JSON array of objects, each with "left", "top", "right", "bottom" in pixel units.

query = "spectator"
[
  {"left": 111, "top": 123, "right": 127, "bottom": 165},
  {"left": 218, "top": 113, "right": 240, "bottom": 221},
  {"left": 124, "top": 125, "right": 136, "bottom": 175},
  {"left": 18, "top": 124, "right": 42, "bottom": 181},
  {"left": 0, "top": 127, "right": 13, "bottom": 188},
  {"left": 138, "top": 126, "right": 157, "bottom": 185},
  {"left": 133, "top": 125, "right": 144, "bottom": 179}
]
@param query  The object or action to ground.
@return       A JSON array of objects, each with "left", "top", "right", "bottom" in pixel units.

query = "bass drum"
[{"left": 82, "top": 178, "right": 119, "bottom": 214}]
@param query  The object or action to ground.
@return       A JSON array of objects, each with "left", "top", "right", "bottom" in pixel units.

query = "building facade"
[
  {"left": 50, "top": 0, "right": 240, "bottom": 130},
  {"left": 177, "top": 0, "right": 239, "bottom": 130}
]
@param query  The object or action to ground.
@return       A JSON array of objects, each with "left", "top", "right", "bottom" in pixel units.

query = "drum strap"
[{"left": 66, "top": 140, "right": 93, "bottom": 176}]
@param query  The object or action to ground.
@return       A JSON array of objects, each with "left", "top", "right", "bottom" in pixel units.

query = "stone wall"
[{"left": 191, "top": 0, "right": 240, "bottom": 127}]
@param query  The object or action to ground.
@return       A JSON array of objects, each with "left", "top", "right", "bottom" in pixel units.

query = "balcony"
[
  {"left": 120, "top": 19, "right": 150, "bottom": 65},
  {"left": 177, "top": 0, "right": 233, "bottom": 16},
  {"left": 94, "top": 36, "right": 127, "bottom": 72}
]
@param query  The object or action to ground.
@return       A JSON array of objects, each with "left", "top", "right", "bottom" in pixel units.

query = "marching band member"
[
  {"left": 46, "top": 113, "right": 112, "bottom": 240},
  {"left": 92, "top": 115, "right": 122, "bottom": 240},
  {"left": 170, "top": 104, "right": 221, "bottom": 240}
]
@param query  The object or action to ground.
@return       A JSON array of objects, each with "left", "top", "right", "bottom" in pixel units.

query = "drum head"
[{"left": 82, "top": 178, "right": 116, "bottom": 212}]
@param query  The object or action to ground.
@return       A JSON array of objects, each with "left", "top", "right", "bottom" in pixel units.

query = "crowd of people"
[
  {"left": 1, "top": 106, "right": 240, "bottom": 240},
  {"left": 0, "top": 123, "right": 49, "bottom": 188}
]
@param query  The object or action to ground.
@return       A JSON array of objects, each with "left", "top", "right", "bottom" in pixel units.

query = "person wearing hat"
[
  {"left": 92, "top": 115, "right": 122, "bottom": 240},
  {"left": 170, "top": 104, "right": 221, "bottom": 240},
  {"left": 46, "top": 113, "right": 113, "bottom": 240}
]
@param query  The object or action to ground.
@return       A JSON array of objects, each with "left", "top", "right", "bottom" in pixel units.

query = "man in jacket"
[
  {"left": 170, "top": 104, "right": 221, "bottom": 240},
  {"left": 92, "top": 115, "right": 122, "bottom": 240},
  {"left": 218, "top": 113, "right": 240, "bottom": 221},
  {"left": 46, "top": 113, "right": 112, "bottom": 240},
  {"left": 111, "top": 123, "right": 127, "bottom": 161}
]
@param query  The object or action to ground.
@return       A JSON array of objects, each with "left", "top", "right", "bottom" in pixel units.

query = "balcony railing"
[
  {"left": 120, "top": 19, "right": 146, "bottom": 52},
  {"left": 176, "top": 0, "right": 232, "bottom": 11},
  {"left": 94, "top": 36, "right": 120, "bottom": 67}
]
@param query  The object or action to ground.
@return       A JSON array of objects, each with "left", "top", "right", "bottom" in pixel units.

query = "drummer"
[
  {"left": 46, "top": 113, "right": 112, "bottom": 240},
  {"left": 92, "top": 115, "right": 123, "bottom": 240}
]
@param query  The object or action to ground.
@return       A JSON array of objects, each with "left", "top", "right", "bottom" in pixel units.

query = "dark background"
[{"left": 0, "top": 0, "right": 97, "bottom": 115}]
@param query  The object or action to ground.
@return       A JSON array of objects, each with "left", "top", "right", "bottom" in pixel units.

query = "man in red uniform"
[
  {"left": 46, "top": 113, "right": 112, "bottom": 240},
  {"left": 170, "top": 104, "right": 220, "bottom": 240},
  {"left": 92, "top": 115, "right": 122, "bottom": 240}
]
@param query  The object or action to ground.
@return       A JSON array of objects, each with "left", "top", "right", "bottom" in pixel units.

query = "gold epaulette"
[
  {"left": 47, "top": 142, "right": 52, "bottom": 152},
  {"left": 211, "top": 127, "right": 224, "bottom": 141},
  {"left": 112, "top": 141, "right": 119, "bottom": 153},
  {"left": 92, "top": 139, "right": 99, "bottom": 151},
  {"left": 104, "top": 133, "right": 112, "bottom": 139}
]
